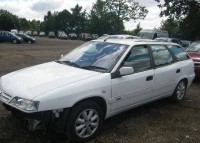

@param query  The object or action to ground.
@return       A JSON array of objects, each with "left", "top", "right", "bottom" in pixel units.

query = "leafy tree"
[
  {"left": 19, "top": 18, "right": 30, "bottom": 31},
  {"left": 89, "top": 0, "right": 124, "bottom": 35},
  {"left": 106, "top": 0, "right": 148, "bottom": 21},
  {"left": 29, "top": 19, "right": 41, "bottom": 31},
  {"left": 160, "top": 19, "right": 179, "bottom": 37},
  {"left": 156, "top": 0, "right": 200, "bottom": 40},
  {"left": 71, "top": 4, "right": 87, "bottom": 35},
  {"left": 133, "top": 22, "right": 142, "bottom": 35},
  {"left": 43, "top": 11, "right": 58, "bottom": 33},
  {"left": 0, "top": 9, "right": 20, "bottom": 30},
  {"left": 56, "top": 9, "right": 73, "bottom": 34}
]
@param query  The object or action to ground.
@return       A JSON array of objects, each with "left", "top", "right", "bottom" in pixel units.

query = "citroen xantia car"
[{"left": 0, "top": 39, "right": 195, "bottom": 142}]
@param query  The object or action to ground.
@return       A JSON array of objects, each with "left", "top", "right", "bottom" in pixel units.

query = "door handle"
[
  {"left": 146, "top": 75, "right": 153, "bottom": 81},
  {"left": 176, "top": 69, "right": 181, "bottom": 73}
]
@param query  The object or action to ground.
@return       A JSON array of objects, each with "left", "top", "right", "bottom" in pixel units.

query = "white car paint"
[{"left": 0, "top": 40, "right": 195, "bottom": 119}]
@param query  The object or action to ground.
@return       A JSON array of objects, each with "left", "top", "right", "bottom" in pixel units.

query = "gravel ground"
[{"left": 0, "top": 37, "right": 200, "bottom": 143}]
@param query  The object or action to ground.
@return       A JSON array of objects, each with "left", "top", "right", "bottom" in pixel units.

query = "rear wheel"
[
  {"left": 66, "top": 101, "right": 103, "bottom": 143},
  {"left": 171, "top": 80, "right": 187, "bottom": 102}
]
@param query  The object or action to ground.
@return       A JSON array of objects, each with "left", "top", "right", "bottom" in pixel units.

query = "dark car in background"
[
  {"left": 186, "top": 42, "right": 200, "bottom": 78},
  {"left": 0, "top": 31, "right": 23, "bottom": 44},
  {"left": 68, "top": 33, "right": 77, "bottom": 40},
  {"left": 48, "top": 32, "right": 56, "bottom": 38},
  {"left": 16, "top": 33, "right": 36, "bottom": 44}
]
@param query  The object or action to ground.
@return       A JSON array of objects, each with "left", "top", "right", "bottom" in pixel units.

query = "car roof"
[{"left": 93, "top": 39, "right": 180, "bottom": 46}]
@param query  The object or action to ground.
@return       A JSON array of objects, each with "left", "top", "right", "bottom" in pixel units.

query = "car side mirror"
[{"left": 119, "top": 67, "right": 134, "bottom": 76}]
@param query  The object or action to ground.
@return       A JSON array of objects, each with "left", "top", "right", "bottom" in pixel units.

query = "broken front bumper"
[{"left": 2, "top": 103, "right": 70, "bottom": 132}]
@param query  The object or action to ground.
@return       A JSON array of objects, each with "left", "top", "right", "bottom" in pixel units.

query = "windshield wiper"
[
  {"left": 82, "top": 66, "right": 107, "bottom": 71},
  {"left": 56, "top": 60, "right": 80, "bottom": 68}
]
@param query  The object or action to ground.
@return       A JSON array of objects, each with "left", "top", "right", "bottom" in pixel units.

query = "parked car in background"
[
  {"left": 25, "top": 31, "right": 32, "bottom": 36},
  {"left": 154, "top": 38, "right": 191, "bottom": 48},
  {"left": 16, "top": 33, "right": 36, "bottom": 44},
  {"left": 79, "top": 33, "right": 92, "bottom": 41},
  {"left": 138, "top": 29, "right": 169, "bottom": 39},
  {"left": 58, "top": 31, "right": 68, "bottom": 39},
  {"left": 11, "top": 29, "right": 18, "bottom": 34},
  {"left": 48, "top": 31, "right": 56, "bottom": 38},
  {"left": 0, "top": 31, "right": 23, "bottom": 44},
  {"left": 69, "top": 33, "right": 77, "bottom": 40},
  {"left": 92, "top": 34, "right": 99, "bottom": 39},
  {"left": 186, "top": 42, "right": 200, "bottom": 78},
  {"left": 180, "top": 40, "right": 192, "bottom": 47},
  {"left": 32, "top": 31, "right": 38, "bottom": 36},
  {"left": 19, "top": 31, "right": 24, "bottom": 34},
  {"left": 0, "top": 39, "right": 195, "bottom": 142},
  {"left": 39, "top": 32, "right": 45, "bottom": 37},
  {"left": 155, "top": 38, "right": 182, "bottom": 45}
]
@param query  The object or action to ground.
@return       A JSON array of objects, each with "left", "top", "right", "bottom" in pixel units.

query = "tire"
[
  {"left": 171, "top": 80, "right": 187, "bottom": 102},
  {"left": 66, "top": 101, "right": 103, "bottom": 143},
  {"left": 28, "top": 41, "right": 32, "bottom": 44},
  {"left": 13, "top": 40, "right": 17, "bottom": 44}
]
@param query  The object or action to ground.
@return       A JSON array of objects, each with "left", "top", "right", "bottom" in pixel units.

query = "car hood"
[
  {"left": 187, "top": 52, "right": 200, "bottom": 61},
  {"left": 1, "top": 62, "right": 101, "bottom": 100}
]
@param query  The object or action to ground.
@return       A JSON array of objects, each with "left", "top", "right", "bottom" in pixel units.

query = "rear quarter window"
[{"left": 167, "top": 45, "right": 189, "bottom": 61}]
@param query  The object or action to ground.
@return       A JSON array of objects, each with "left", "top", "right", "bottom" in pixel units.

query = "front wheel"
[
  {"left": 13, "top": 40, "right": 17, "bottom": 44},
  {"left": 66, "top": 101, "right": 103, "bottom": 143},
  {"left": 171, "top": 80, "right": 187, "bottom": 102}
]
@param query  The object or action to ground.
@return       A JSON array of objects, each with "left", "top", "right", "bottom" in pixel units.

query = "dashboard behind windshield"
[{"left": 60, "top": 41, "right": 129, "bottom": 72}]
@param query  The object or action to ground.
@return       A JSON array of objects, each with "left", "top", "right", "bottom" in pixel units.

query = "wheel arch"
[
  {"left": 179, "top": 77, "right": 188, "bottom": 87},
  {"left": 72, "top": 96, "right": 107, "bottom": 118}
]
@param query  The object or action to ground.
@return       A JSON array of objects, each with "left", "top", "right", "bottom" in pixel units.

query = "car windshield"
[
  {"left": 186, "top": 42, "right": 200, "bottom": 52},
  {"left": 24, "top": 34, "right": 31, "bottom": 38},
  {"left": 59, "top": 41, "right": 128, "bottom": 72}
]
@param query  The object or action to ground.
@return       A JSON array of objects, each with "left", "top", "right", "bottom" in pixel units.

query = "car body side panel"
[
  {"left": 111, "top": 70, "right": 154, "bottom": 111},
  {"left": 33, "top": 74, "right": 112, "bottom": 114}
]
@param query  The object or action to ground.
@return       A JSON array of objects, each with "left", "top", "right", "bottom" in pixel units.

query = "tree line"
[
  {"left": 0, "top": 0, "right": 199, "bottom": 40},
  {"left": 0, "top": 0, "right": 147, "bottom": 36},
  {"left": 157, "top": 0, "right": 200, "bottom": 40}
]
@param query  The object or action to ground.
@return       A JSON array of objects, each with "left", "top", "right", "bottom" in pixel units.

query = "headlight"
[{"left": 10, "top": 97, "right": 39, "bottom": 111}]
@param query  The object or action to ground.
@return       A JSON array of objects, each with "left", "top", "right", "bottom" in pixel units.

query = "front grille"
[{"left": 1, "top": 92, "right": 12, "bottom": 102}]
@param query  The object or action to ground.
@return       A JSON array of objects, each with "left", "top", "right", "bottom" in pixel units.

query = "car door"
[
  {"left": 1, "top": 32, "right": 7, "bottom": 42},
  {"left": 149, "top": 44, "right": 177, "bottom": 97},
  {"left": 111, "top": 45, "right": 154, "bottom": 111}
]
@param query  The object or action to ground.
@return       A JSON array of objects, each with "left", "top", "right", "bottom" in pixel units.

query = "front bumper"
[
  {"left": 1, "top": 102, "right": 70, "bottom": 132},
  {"left": 3, "top": 103, "right": 51, "bottom": 122}
]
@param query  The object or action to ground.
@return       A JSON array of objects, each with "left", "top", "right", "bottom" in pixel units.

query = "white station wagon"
[{"left": 0, "top": 39, "right": 195, "bottom": 142}]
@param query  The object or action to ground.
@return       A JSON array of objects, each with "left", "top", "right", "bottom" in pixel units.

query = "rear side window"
[
  {"left": 150, "top": 45, "right": 173, "bottom": 67},
  {"left": 167, "top": 45, "right": 189, "bottom": 61}
]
